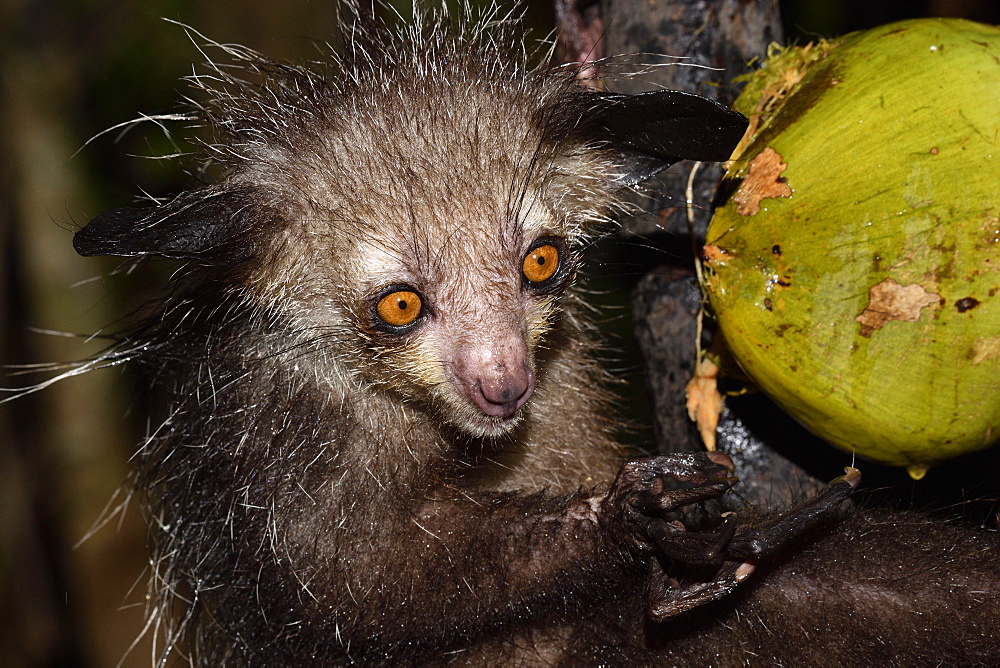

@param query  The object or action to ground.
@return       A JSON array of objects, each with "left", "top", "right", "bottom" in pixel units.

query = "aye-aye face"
[{"left": 250, "top": 81, "right": 618, "bottom": 438}]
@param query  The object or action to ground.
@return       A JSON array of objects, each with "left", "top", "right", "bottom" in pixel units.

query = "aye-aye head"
[{"left": 73, "top": 8, "right": 746, "bottom": 438}]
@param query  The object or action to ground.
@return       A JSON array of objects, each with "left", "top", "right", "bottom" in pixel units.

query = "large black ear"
[
  {"left": 581, "top": 90, "right": 748, "bottom": 187},
  {"left": 74, "top": 189, "right": 258, "bottom": 265}
]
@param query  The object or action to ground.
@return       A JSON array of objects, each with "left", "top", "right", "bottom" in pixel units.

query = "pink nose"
[{"left": 472, "top": 365, "right": 535, "bottom": 418}]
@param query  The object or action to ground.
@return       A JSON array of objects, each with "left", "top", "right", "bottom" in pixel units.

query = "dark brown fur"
[{"left": 73, "top": 4, "right": 1000, "bottom": 665}]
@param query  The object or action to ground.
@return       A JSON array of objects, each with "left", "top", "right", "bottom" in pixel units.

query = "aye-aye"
[{"left": 73, "top": 5, "right": 1000, "bottom": 665}]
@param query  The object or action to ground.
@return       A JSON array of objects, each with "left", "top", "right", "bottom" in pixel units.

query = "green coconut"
[{"left": 702, "top": 18, "right": 1000, "bottom": 478}]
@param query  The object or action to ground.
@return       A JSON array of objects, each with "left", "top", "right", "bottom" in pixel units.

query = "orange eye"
[
  {"left": 522, "top": 244, "right": 559, "bottom": 284},
  {"left": 376, "top": 290, "right": 422, "bottom": 328}
]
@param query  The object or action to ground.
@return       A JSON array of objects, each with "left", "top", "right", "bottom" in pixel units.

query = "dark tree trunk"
[{"left": 559, "top": 0, "right": 830, "bottom": 508}]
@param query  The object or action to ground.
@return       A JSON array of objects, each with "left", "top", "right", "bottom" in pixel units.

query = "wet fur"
[{"left": 74, "top": 4, "right": 1000, "bottom": 665}]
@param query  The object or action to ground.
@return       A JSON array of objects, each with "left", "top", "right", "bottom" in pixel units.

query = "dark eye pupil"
[
  {"left": 536, "top": 257, "right": 546, "bottom": 266},
  {"left": 397, "top": 299, "right": 408, "bottom": 310}
]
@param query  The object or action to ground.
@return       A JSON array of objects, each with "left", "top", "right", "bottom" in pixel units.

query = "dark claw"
[
  {"left": 645, "top": 559, "right": 745, "bottom": 621},
  {"left": 727, "top": 467, "right": 861, "bottom": 559},
  {"left": 706, "top": 451, "right": 735, "bottom": 473}
]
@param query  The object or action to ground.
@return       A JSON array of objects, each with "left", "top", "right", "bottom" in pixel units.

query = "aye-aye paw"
[{"left": 604, "top": 453, "right": 738, "bottom": 550}]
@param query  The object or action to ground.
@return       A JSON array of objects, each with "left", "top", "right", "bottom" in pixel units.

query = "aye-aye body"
[{"left": 74, "top": 6, "right": 1000, "bottom": 665}]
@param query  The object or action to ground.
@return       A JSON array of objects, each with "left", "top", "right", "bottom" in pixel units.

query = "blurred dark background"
[{"left": 1, "top": 1, "right": 997, "bottom": 665}]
